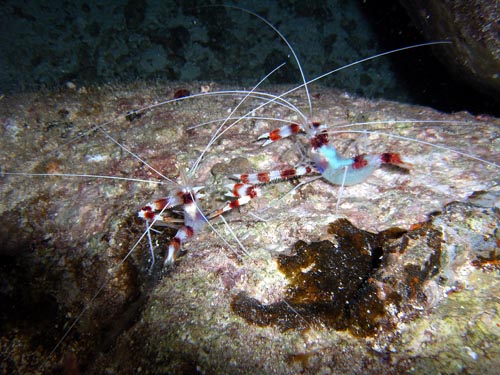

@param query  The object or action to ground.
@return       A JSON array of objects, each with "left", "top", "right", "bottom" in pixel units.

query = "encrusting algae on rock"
[
  {"left": 233, "top": 190, "right": 499, "bottom": 340},
  {"left": 232, "top": 219, "right": 408, "bottom": 334},
  {"left": 127, "top": 193, "right": 499, "bottom": 375},
  {"left": 231, "top": 217, "right": 443, "bottom": 336}
]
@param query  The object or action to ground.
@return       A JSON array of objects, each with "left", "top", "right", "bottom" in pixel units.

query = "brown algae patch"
[{"left": 232, "top": 218, "right": 445, "bottom": 336}]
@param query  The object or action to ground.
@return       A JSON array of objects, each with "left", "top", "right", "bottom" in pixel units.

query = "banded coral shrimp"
[{"left": 1, "top": 7, "right": 500, "bottom": 375}]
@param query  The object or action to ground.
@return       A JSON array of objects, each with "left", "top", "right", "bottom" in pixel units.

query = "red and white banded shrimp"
[{"left": 1, "top": 5, "right": 499, "bottom": 375}]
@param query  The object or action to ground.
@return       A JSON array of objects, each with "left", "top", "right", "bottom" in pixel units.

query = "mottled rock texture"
[{"left": 0, "top": 81, "right": 498, "bottom": 374}]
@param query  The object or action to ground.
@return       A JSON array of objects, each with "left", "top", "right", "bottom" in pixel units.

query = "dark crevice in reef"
[
  {"left": 0, "top": 199, "right": 154, "bottom": 373},
  {"left": 232, "top": 218, "right": 443, "bottom": 336},
  {"left": 359, "top": 0, "right": 500, "bottom": 117}
]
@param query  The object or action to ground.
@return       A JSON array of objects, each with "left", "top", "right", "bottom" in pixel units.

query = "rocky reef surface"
[{"left": 0, "top": 81, "right": 499, "bottom": 374}]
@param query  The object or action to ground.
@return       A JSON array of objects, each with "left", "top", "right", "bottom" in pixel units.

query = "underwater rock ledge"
[{"left": 0, "top": 81, "right": 499, "bottom": 374}]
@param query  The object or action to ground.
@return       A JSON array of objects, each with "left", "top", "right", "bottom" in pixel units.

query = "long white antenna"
[{"left": 220, "top": 5, "right": 313, "bottom": 118}]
